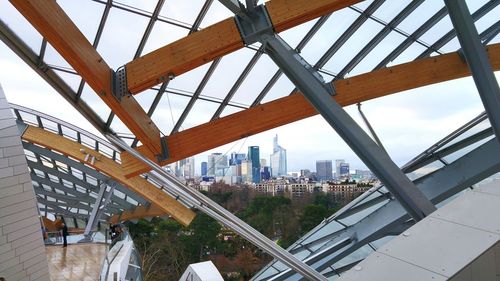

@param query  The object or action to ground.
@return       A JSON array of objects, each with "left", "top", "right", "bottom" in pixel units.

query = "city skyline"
[
  {"left": 195, "top": 134, "right": 368, "bottom": 179},
  {"left": 1, "top": 1, "right": 496, "bottom": 182}
]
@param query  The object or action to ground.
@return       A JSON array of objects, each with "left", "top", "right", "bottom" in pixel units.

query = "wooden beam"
[
  {"left": 124, "top": 0, "right": 360, "bottom": 94},
  {"left": 266, "top": 0, "right": 361, "bottom": 32},
  {"left": 126, "top": 18, "right": 244, "bottom": 94},
  {"left": 109, "top": 205, "right": 165, "bottom": 224},
  {"left": 121, "top": 44, "right": 500, "bottom": 177},
  {"left": 9, "top": 0, "right": 164, "bottom": 156},
  {"left": 21, "top": 125, "right": 196, "bottom": 226}
]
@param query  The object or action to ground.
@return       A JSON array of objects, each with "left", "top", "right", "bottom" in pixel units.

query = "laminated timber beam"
[
  {"left": 124, "top": 0, "right": 361, "bottom": 94},
  {"left": 9, "top": 0, "right": 164, "bottom": 157},
  {"left": 21, "top": 125, "right": 196, "bottom": 226},
  {"left": 109, "top": 204, "right": 165, "bottom": 224},
  {"left": 121, "top": 43, "right": 500, "bottom": 178}
]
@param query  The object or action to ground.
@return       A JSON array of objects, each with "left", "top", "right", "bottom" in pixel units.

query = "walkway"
[{"left": 46, "top": 244, "right": 107, "bottom": 281}]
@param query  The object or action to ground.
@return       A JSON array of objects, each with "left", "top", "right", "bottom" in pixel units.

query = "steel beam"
[
  {"left": 418, "top": 0, "right": 498, "bottom": 59},
  {"left": 0, "top": 19, "right": 109, "bottom": 133},
  {"left": 83, "top": 181, "right": 108, "bottom": 237},
  {"left": 258, "top": 137, "right": 500, "bottom": 280},
  {"left": 107, "top": 133, "right": 328, "bottom": 281},
  {"left": 445, "top": 0, "right": 500, "bottom": 140},
  {"left": 260, "top": 33, "right": 436, "bottom": 221}
]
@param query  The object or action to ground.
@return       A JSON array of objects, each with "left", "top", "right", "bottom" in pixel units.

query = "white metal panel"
[{"left": 337, "top": 252, "right": 447, "bottom": 281}]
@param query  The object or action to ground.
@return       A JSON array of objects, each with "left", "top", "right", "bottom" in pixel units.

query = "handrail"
[{"left": 10, "top": 103, "right": 121, "bottom": 163}]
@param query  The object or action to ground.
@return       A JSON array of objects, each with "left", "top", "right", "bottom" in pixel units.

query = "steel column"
[
  {"left": 445, "top": 0, "right": 500, "bottom": 140},
  {"left": 83, "top": 181, "right": 108, "bottom": 238},
  {"left": 260, "top": 34, "right": 436, "bottom": 221}
]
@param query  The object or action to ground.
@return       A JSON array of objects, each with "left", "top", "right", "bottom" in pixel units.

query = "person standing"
[{"left": 62, "top": 222, "right": 68, "bottom": 247}]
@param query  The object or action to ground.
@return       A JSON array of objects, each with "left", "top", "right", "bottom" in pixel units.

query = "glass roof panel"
[
  {"left": 259, "top": 74, "right": 294, "bottom": 104},
  {"left": 348, "top": 31, "right": 406, "bottom": 76},
  {"left": 322, "top": 18, "right": 384, "bottom": 76},
  {"left": 167, "top": 63, "right": 212, "bottom": 96},
  {"left": 398, "top": 1, "right": 445, "bottom": 34},
  {"left": 141, "top": 19, "right": 190, "bottom": 56},
  {"left": 149, "top": 91, "right": 191, "bottom": 134},
  {"left": 0, "top": 0, "right": 43, "bottom": 53},
  {"left": 180, "top": 99, "right": 223, "bottom": 131},
  {"left": 301, "top": 9, "right": 359, "bottom": 65},
  {"left": 200, "top": 48, "right": 256, "bottom": 101},
  {"left": 58, "top": 0, "right": 103, "bottom": 44},
  {"left": 199, "top": 1, "right": 234, "bottom": 27},
  {"left": 372, "top": 0, "right": 413, "bottom": 23},
  {"left": 230, "top": 54, "right": 280, "bottom": 105},
  {"left": 96, "top": 7, "right": 150, "bottom": 69},
  {"left": 387, "top": 40, "right": 427, "bottom": 67},
  {"left": 419, "top": 16, "right": 453, "bottom": 51},
  {"left": 160, "top": 0, "right": 205, "bottom": 28}
]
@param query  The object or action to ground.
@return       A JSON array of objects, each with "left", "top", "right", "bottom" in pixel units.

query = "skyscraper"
[
  {"left": 339, "top": 162, "right": 350, "bottom": 178},
  {"left": 270, "top": 135, "right": 287, "bottom": 177},
  {"left": 335, "top": 159, "right": 345, "bottom": 179},
  {"left": 201, "top": 162, "right": 208, "bottom": 176},
  {"left": 316, "top": 160, "right": 333, "bottom": 181},
  {"left": 248, "top": 146, "right": 260, "bottom": 183},
  {"left": 208, "top": 153, "right": 228, "bottom": 176},
  {"left": 229, "top": 152, "right": 246, "bottom": 166},
  {"left": 175, "top": 157, "right": 195, "bottom": 178}
]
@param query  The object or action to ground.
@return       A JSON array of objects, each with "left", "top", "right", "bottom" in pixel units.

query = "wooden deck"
[{"left": 46, "top": 244, "right": 107, "bottom": 281}]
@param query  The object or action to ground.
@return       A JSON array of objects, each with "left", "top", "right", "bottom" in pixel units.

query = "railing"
[
  {"left": 100, "top": 226, "right": 143, "bottom": 281},
  {"left": 11, "top": 103, "right": 122, "bottom": 163}
]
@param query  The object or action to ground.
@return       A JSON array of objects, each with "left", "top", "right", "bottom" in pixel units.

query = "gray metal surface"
[
  {"left": 253, "top": 115, "right": 500, "bottom": 280},
  {"left": 445, "top": 0, "right": 500, "bottom": 140},
  {"left": 260, "top": 33, "right": 436, "bottom": 222}
]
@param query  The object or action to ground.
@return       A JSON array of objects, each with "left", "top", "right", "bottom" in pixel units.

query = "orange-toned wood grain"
[
  {"left": 121, "top": 44, "right": 500, "bottom": 177},
  {"left": 22, "top": 125, "right": 195, "bottom": 226},
  {"left": 126, "top": 18, "right": 244, "bottom": 94},
  {"left": 266, "top": 0, "right": 361, "bottom": 32},
  {"left": 10, "top": 0, "right": 163, "bottom": 156}
]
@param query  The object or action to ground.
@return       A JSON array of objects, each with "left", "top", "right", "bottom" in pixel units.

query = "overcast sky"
[{"left": 0, "top": 0, "right": 498, "bottom": 175}]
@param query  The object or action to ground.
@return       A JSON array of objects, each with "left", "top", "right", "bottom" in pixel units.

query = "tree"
[{"left": 300, "top": 204, "right": 329, "bottom": 234}]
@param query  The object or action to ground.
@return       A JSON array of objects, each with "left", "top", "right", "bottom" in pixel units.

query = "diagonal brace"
[
  {"left": 259, "top": 33, "right": 436, "bottom": 221},
  {"left": 444, "top": 0, "right": 500, "bottom": 141}
]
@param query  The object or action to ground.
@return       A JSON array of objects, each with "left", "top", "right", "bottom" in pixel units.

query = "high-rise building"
[
  {"left": 215, "top": 155, "right": 229, "bottom": 176},
  {"left": 335, "top": 159, "right": 345, "bottom": 179},
  {"left": 207, "top": 153, "right": 220, "bottom": 176},
  {"left": 316, "top": 160, "right": 333, "bottom": 181},
  {"left": 201, "top": 162, "right": 208, "bottom": 176},
  {"left": 229, "top": 152, "right": 246, "bottom": 166},
  {"left": 339, "top": 162, "right": 350, "bottom": 178},
  {"left": 241, "top": 160, "right": 251, "bottom": 183},
  {"left": 175, "top": 157, "right": 195, "bottom": 178},
  {"left": 261, "top": 166, "right": 271, "bottom": 181},
  {"left": 207, "top": 153, "right": 228, "bottom": 176},
  {"left": 248, "top": 146, "right": 260, "bottom": 183},
  {"left": 270, "top": 135, "right": 287, "bottom": 177}
]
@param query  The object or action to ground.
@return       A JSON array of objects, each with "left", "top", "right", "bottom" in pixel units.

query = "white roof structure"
[{"left": 179, "top": 261, "right": 224, "bottom": 281}]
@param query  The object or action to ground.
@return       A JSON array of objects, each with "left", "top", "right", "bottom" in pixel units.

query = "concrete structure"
[{"left": 0, "top": 85, "right": 50, "bottom": 281}]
